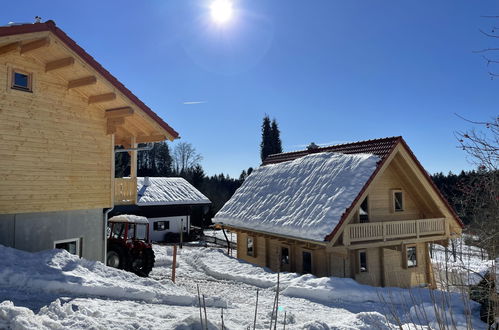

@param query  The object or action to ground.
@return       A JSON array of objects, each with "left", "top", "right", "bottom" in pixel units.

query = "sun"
[{"left": 210, "top": 0, "right": 233, "bottom": 24}]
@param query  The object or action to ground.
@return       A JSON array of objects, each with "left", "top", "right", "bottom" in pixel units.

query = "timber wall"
[{"left": 0, "top": 51, "right": 112, "bottom": 214}]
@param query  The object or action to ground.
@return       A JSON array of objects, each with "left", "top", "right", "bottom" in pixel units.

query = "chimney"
[{"left": 143, "top": 176, "right": 151, "bottom": 187}]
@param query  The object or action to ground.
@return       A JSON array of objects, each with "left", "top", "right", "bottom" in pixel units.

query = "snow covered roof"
[
  {"left": 136, "top": 177, "right": 211, "bottom": 206},
  {"left": 214, "top": 152, "right": 380, "bottom": 242},
  {"left": 109, "top": 214, "right": 149, "bottom": 224}
]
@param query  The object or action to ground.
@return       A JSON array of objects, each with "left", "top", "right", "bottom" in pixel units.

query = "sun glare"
[{"left": 210, "top": 0, "right": 233, "bottom": 24}]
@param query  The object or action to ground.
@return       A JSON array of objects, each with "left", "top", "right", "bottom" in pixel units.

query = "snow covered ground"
[
  {"left": 204, "top": 229, "right": 237, "bottom": 243},
  {"left": 0, "top": 243, "right": 488, "bottom": 329},
  {"left": 430, "top": 237, "right": 495, "bottom": 287}
]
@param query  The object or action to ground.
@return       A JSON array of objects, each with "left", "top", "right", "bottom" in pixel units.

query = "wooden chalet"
[
  {"left": 214, "top": 137, "right": 463, "bottom": 288},
  {"left": 0, "top": 20, "right": 178, "bottom": 261}
]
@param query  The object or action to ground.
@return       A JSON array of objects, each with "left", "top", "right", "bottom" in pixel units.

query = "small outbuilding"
[{"left": 112, "top": 177, "right": 211, "bottom": 242}]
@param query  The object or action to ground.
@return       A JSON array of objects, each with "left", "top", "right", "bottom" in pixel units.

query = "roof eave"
[{"left": 0, "top": 21, "right": 179, "bottom": 140}]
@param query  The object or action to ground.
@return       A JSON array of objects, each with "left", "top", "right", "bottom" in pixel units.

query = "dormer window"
[{"left": 11, "top": 69, "right": 32, "bottom": 92}]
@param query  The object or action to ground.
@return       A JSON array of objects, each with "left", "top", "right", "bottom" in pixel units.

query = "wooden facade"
[
  {"left": 0, "top": 22, "right": 178, "bottom": 215},
  {"left": 224, "top": 139, "right": 463, "bottom": 288}
]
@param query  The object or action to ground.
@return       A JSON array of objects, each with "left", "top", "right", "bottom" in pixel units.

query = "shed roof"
[{"left": 136, "top": 177, "right": 211, "bottom": 206}]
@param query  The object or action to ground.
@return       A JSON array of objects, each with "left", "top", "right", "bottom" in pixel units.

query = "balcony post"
[{"left": 416, "top": 220, "right": 419, "bottom": 239}]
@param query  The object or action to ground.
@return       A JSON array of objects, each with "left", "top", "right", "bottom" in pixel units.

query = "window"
[
  {"left": 359, "top": 197, "right": 369, "bottom": 223},
  {"left": 247, "top": 236, "right": 255, "bottom": 257},
  {"left": 54, "top": 238, "right": 80, "bottom": 256},
  {"left": 406, "top": 246, "right": 417, "bottom": 268},
  {"left": 11, "top": 69, "right": 32, "bottom": 92},
  {"left": 154, "top": 221, "right": 169, "bottom": 231},
  {"left": 110, "top": 222, "right": 125, "bottom": 239},
  {"left": 281, "top": 247, "right": 290, "bottom": 265},
  {"left": 358, "top": 250, "right": 368, "bottom": 272},
  {"left": 393, "top": 190, "right": 404, "bottom": 212}
]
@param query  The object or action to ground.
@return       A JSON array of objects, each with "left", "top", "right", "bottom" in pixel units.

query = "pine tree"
[
  {"left": 260, "top": 115, "right": 273, "bottom": 162},
  {"left": 270, "top": 119, "right": 282, "bottom": 155}
]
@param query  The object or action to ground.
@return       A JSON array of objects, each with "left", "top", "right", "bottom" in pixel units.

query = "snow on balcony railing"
[
  {"left": 114, "top": 177, "right": 137, "bottom": 205},
  {"left": 343, "top": 218, "right": 447, "bottom": 245}
]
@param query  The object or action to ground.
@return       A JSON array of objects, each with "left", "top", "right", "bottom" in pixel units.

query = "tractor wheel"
[
  {"left": 106, "top": 245, "right": 129, "bottom": 270},
  {"left": 131, "top": 248, "right": 155, "bottom": 277}
]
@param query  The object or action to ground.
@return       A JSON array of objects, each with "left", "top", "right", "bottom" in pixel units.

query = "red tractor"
[{"left": 106, "top": 215, "right": 155, "bottom": 277}]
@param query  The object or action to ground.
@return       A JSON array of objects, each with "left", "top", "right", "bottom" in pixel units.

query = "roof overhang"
[{"left": 0, "top": 21, "right": 179, "bottom": 143}]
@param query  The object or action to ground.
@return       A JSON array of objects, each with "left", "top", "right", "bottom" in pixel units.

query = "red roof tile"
[
  {"left": 263, "top": 136, "right": 401, "bottom": 165},
  {"left": 0, "top": 21, "right": 179, "bottom": 139}
]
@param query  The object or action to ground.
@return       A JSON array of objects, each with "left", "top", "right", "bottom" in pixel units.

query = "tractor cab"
[{"left": 106, "top": 215, "right": 155, "bottom": 277}]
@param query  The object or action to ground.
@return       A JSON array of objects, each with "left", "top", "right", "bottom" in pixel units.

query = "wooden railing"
[
  {"left": 343, "top": 218, "right": 447, "bottom": 245},
  {"left": 114, "top": 177, "right": 137, "bottom": 205}
]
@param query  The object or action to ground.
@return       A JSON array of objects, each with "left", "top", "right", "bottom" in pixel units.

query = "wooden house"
[
  {"left": 0, "top": 21, "right": 178, "bottom": 261},
  {"left": 214, "top": 137, "right": 463, "bottom": 288},
  {"left": 111, "top": 177, "right": 211, "bottom": 242}
]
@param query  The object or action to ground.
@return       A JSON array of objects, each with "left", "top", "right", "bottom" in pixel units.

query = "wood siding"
[{"left": 0, "top": 52, "right": 112, "bottom": 213}]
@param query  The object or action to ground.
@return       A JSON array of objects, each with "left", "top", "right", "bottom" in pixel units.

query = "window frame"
[
  {"left": 11, "top": 68, "right": 33, "bottom": 92},
  {"left": 280, "top": 246, "right": 290, "bottom": 266},
  {"left": 406, "top": 245, "right": 417, "bottom": 268},
  {"left": 54, "top": 237, "right": 81, "bottom": 257},
  {"left": 358, "top": 249, "right": 368, "bottom": 273},
  {"left": 246, "top": 236, "right": 256, "bottom": 257},
  {"left": 154, "top": 220, "right": 169, "bottom": 231},
  {"left": 392, "top": 189, "right": 404, "bottom": 212}
]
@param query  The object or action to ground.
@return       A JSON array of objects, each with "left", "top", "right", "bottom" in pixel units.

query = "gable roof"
[
  {"left": 214, "top": 152, "right": 380, "bottom": 242},
  {"left": 216, "top": 136, "right": 463, "bottom": 243},
  {"left": 0, "top": 21, "right": 178, "bottom": 139},
  {"left": 137, "top": 177, "right": 211, "bottom": 206}
]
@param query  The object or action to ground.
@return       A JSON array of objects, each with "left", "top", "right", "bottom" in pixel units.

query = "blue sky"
[{"left": 2, "top": 1, "right": 498, "bottom": 177}]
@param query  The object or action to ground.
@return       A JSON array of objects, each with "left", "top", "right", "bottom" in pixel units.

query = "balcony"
[
  {"left": 114, "top": 177, "right": 137, "bottom": 205},
  {"left": 343, "top": 218, "right": 447, "bottom": 245}
]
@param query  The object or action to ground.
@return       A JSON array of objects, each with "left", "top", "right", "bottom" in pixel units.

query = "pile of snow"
[
  {"left": 214, "top": 152, "right": 380, "bottom": 241},
  {"left": 0, "top": 244, "right": 194, "bottom": 305},
  {"left": 137, "top": 177, "right": 211, "bottom": 206}
]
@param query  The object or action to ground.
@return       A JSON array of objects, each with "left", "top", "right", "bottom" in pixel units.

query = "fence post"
[{"left": 172, "top": 244, "right": 177, "bottom": 283}]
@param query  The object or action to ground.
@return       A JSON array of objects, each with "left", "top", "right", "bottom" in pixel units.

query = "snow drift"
[{"left": 0, "top": 244, "right": 195, "bottom": 306}]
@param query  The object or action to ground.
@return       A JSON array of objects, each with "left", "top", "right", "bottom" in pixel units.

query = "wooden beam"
[
  {"left": 106, "top": 117, "right": 125, "bottom": 135},
  {"left": 0, "top": 42, "right": 20, "bottom": 56},
  {"left": 105, "top": 107, "right": 134, "bottom": 119},
  {"left": 20, "top": 38, "right": 50, "bottom": 54},
  {"left": 45, "top": 57, "right": 75, "bottom": 72},
  {"left": 67, "top": 76, "right": 97, "bottom": 89},
  {"left": 135, "top": 134, "right": 167, "bottom": 143},
  {"left": 88, "top": 92, "right": 116, "bottom": 104}
]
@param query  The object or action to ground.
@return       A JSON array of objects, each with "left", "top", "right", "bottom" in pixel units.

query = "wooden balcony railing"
[
  {"left": 114, "top": 177, "right": 137, "bottom": 205},
  {"left": 343, "top": 218, "right": 447, "bottom": 245}
]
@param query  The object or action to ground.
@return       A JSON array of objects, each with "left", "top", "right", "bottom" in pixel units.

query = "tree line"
[{"left": 115, "top": 115, "right": 282, "bottom": 221}]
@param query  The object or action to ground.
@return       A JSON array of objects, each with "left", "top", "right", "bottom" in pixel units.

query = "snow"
[
  {"left": 0, "top": 244, "right": 195, "bottom": 306},
  {"left": 203, "top": 229, "right": 237, "bottom": 243},
  {"left": 0, "top": 243, "right": 487, "bottom": 329},
  {"left": 108, "top": 214, "right": 149, "bottom": 224},
  {"left": 137, "top": 177, "right": 211, "bottom": 206},
  {"left": 214, "top": 152, "right": 380, "bottom": 242}
]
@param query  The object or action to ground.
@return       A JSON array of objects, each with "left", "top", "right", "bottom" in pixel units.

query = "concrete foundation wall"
[{"left": 0, "top": 209, "right": 104, "bottom": 262}]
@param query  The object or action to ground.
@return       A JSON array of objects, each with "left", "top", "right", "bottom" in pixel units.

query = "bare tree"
[{"left": 172, "top": 142, "right": 203, "bottom": 174}]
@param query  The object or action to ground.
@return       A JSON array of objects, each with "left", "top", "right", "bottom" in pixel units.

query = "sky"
[{"left": 2, "top": 1, "right": 498, "bottom": 177}]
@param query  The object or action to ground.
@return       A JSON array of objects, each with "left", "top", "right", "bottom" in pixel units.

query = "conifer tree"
[
  {"left": 270, "top": 119, "right": 282, "bottom": 154},
  {"left": 260, "top": 115, "right": 273, "bottom": 162}
]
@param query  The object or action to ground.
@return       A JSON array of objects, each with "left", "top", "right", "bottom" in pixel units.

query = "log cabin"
[
  {"left": 0, "top": 20, "right": 178, "bottom": 261},
  {"left": 214, "top": 137, "right": 463, "bottom": 288}
]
